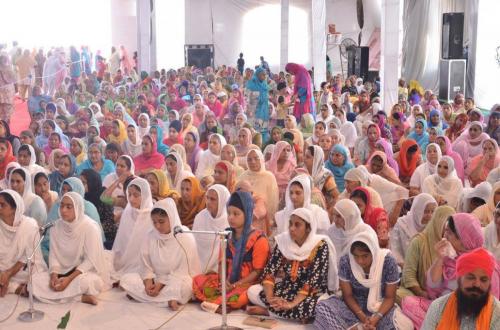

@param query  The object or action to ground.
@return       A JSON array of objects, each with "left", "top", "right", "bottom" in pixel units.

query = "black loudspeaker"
[
  {"left": 184, "top": 44, "right": 214, "bottom": 69},
  {"left": 439, "top": 59, "right": 466, "bottom": 102},
  {"left": 442, "top": 13, "right": 464, "bottom": 59},
  {"left": 347, "top": 47, "right": 369, "bottom": 80}
]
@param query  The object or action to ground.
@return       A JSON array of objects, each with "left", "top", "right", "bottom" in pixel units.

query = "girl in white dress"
[
  {"left": 0, "top": 190, "right": 47, "bottom": 296},
  {"left": 32, "top": 192, "right": 110, "bottom": 305},
  {"left": 112, "top": 177, "right": 153, "bottom": 278},
  {"left": 120, "top": 198, "right": 200, "bottom": 310}
]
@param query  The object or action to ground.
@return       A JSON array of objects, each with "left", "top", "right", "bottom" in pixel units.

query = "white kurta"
[
  {"left": 0, "top": 190, "right": 47, "bottom": 293},
  {"left": 120, "top": 199, "right": 200, "bottom": 305},
  {"left": 32, "top": 192, "right": 111, "bottom": 303}
]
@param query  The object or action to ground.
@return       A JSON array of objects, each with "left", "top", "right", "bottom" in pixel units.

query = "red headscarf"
[
  {"left": 0, "top": 141, "right": 16, "bottom": 180},
  {"left": 398, "top": 139, "right": 421, "bottom": 178},
  {"left": 445, "top": 113, "right": 468, "bottom": 142},
  {"left": 352, "top": 186, "right": 389, "bottom": 247},
  {"left": 133, "top": 135, "right": 165, "bottom": 172}
]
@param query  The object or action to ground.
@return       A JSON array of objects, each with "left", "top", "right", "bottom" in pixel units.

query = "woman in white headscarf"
[
  {"left": 121, "top": 124, "right": 143, "bottom": 158},
  {"left": 101, "top": 155, "right": 135, "bottom": 217},
  {"left": 195, "top": 133, "right": 226, "bottom": 180},
  {"left": 473, "top": 181, "right": 500, "bottom": 226},
  {"left": 247, "top": 208, "right": 338, "bottom": 321},
  {"left": 390, "top": 193, "right": 437, "bottom": 266},
  {"left": 328, "top": 199, "right": 377, "bottom": 264},
  {"left": 137, "top": 113, "right": 151, "bottom": 139},
  {"left": 335, "top": 106, "right": 358, "bottom": 151},
  {"left": 303, "top": 145, "right": 339, "bottom": 207},
  {"left": 422, "top": 156, "right": 463, "bottom": 209},
  {"left": 9, "top": 167, "right": 47, "bottom": 226},
  {"left": 164, "top": 152, "right": 194, "bottom": 194},
  {"left": 32, "top": 192, "right": 110, "bottom": 305},
  {"left": 409, "top": 143, "right": 442, "bottom": 196},
  {"left": 315, "top": 232, "right": 407, "bottom": 330},
  {"left": 275, "top": 174, "right": 330, "bottom": 235},
  {"left": 0, "top": 161, "right": 19, "bottom": 190},
  {"left": 17, "top": 144, "right": 46, "bottom": 175},
  {"left": 237, "top": 149, "right": 279, "bottom": 217},
  {"left": 192, "top": 184, "right": 231, "bottom": 273},
  {"left": 458, "top": 181, "right": 492, "bottom": 213},
  {"left": 0, "top": 190, "right": 47, "bottom": 296},
  {"left": 112, "top": 177, "right": 154, "bottom": 278},
  {"left": 484, "top": 199, "right": 500, "bottom": 259},
  {"left": 120, "top": 198, "right": 200, "bottom": 310}
]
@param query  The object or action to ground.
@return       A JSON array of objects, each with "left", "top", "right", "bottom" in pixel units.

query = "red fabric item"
[{"left": 456, "top": 248, "right": 495, "bottom": 279}]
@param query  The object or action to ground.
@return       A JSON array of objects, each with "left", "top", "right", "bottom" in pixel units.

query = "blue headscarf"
[
  {"left": 227, "top": 191, "right": 254, "bottom": 283},
  {"left": 428, "top": 109, "right": 448, "bottom": 134},
  {"left": 325, "top": 144, "right": 354, "bottom": 192},
  {"left": 76, "top": 156, "right": 116, "bottom": 181},
  {"left": 407, "top": 118, "right": 430, "bottom": 159},
  {"left": 150, "top": 125, "right": 169, "bottom": 156},
  {"left": 245, "top": 67, "right": 269, "bottom": 121}
]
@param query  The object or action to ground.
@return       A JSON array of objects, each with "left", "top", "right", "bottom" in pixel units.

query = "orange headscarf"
[
  {"left": 177, "top": 176, "right": 205, "bottom": 228},
  {"left": 215, "top": 160, "right": 236, "bottom": 193},
  {"left": 398, "top": 139, "right": 421, "bottom": 178}
]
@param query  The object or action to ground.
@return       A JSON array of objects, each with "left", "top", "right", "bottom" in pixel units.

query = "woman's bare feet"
[
  {"left": 168, "top": 300, "right": 180, "bottom": 311},
  {"left": 246, "top": 305, "right": 270, "bottom": 316},
  {"left": 81, "top": 294, "right": 98, "bottom": 305}
]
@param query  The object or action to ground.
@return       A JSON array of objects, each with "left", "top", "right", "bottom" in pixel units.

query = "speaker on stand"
[
  {"left": 347, "top": 47, "right": 369, "bottom": 80},
  {"left": 442, "top": 13, "right": 464, "bottom": 59}
]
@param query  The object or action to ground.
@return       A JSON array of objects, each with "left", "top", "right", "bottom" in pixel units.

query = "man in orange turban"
[{"left": 422, "top": 248, "right": 500, "bottom": 329}]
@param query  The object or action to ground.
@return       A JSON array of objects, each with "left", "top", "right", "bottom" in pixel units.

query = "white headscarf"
[
  {"left": 0, "top": 161, "right": 20, "bottom": 190},
  {"left": 143, "top": 198, "right": 201, "bottom": 279},
  {"left": 309, "top": 145, "right": 333, "bottom": 191},
  {"left": 50, "top": 192, "right": 109, "bottom": 282},
  {"left": 396, "top": 193, "right": 437, "bottom": 239},
  {"left": 0, "top": 190, "right": 47, "bottom": 273},
  {"left": 89, "top": 102, "right": 104, "bottom": 121},
  {"left": 348, "top": 231, "right": 391, "bottom": 313},
  {"left": 459, "top": 181, "right": 492, "bottom": 213},
  {"left": 195, "top": 133, "right": 227, "bottom": 179},
  {"left": 422, "top": 156, "right": 463, "bottom": 209},
  {"left": 9, "top": 167, "right": 37, "bottom": 210},
  {"left": 112, "top": 177, "right": 154, "bottom": 275},
  {"left": 484, "top": 200, "right": 500, "bottom": 259},
  {"left": 137, "top": 113, "right": 151, "bottom": 139},
  {"left": 122, "top": 125, "right": 142, "bottom": 158},
  {"left": 21, "top": 144, "right": 46, "bottom": 175},
  {"left": 275, "top": 208, "right": 338, "bottom": 292},
  {"left": 328, "top": 199, "right": 377, "bottom": 264},
  {"left": 275, "top": 174, "right": 330, "bottom": 235},
  {"left": 192, "top": 185, "right": 230, "bottom": 272},
  {"left": 166, "top": 151, "right": 194, "bottom": 194}
]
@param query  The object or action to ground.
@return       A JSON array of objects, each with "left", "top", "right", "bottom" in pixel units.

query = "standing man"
[
  {"left": 260, "top": 56, "right": 270, "bottom": 75},
  {"left": 237, "top": 53, "right": 245, "bottom": 75},
  {"left": 422, "top": 248, "right": 500, "bottom": 329},
  {"left": 16, "top": 49, "right": 36, "bottom": 101}
]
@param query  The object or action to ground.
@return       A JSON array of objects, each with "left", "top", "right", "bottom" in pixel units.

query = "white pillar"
[
  {"left": 280, "top": 0, "right": 289, "bottom": 71},
  {"left": 110, "top": 0, "right": 137, "bottom": 55},
  {"left": 380, "top": 0, "right": 403, "bottom": 112},
  {"left": 137, "top": 0, "right": 157, "bottom": 73},
  {"left": 311, "top": 0, "right": 326, "bottom": 91}
]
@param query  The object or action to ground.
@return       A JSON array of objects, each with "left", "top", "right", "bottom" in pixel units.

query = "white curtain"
[{"left": 401, "top": 0, "right": 465, "bottom": 92}]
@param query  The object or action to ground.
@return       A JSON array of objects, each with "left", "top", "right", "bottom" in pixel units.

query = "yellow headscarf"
[
  {"left": 108, "top": 120, "right": 127, "bottom": 145},
  {"left": 149, "top": 169, "right": 179, "bottom": 200}
]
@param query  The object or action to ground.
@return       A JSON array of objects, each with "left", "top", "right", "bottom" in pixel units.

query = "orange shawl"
[
  {"left": 177, "top": 176, "right": 205, "bottom": 229},
  {"left": 398, "top": 139, "right": 421, "bottom": 178},
  {"left": 436, "top": 292, "right": 494, "bottom": 330}
]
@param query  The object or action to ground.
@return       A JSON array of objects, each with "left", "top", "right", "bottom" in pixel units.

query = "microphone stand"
[
  {"left": 18, "top": 229, "right": 47, "bottom": 322},
  {"left": 178, "top": 229, "right": 243, "bottom": 330}
]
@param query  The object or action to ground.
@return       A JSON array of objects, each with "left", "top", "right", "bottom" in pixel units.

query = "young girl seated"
[
  {"left": 32, "top": 192, "right": 110, "bottom": 305},
  {"left": 120, "top": 198, "right": 200, "bottom": 310},
  {"left": 192, "top": 191, "right": 270, "bottom": 313}
]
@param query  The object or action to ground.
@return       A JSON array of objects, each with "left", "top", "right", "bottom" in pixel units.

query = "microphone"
[
  {"left": 173, "top": 226, "right": 184, "bottom": 236},
  {"left": 39, "top": 222, "right": 54, "bottom": 236}
]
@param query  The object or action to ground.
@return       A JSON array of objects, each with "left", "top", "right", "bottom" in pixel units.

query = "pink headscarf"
[
  {"left": 285, "top": 63, "right": 312, "bottom": 118},
  {"left": 366, "top": 151, "right": 401, "bottom": 184},
  {"left": 265, "top": 140, "right": 296, "bottom": 188}
]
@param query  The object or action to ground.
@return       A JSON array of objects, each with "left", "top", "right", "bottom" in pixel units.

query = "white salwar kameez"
[
  {"left": 192, "top": 184, "right": 230, "bottom": 273},
  {"left": 112, "top": 177, "right": 154, "bottom": 279},
  {"left": 0, "top": 190, "right": 47, "bottom": 293},
  {"left": 21, "top": 144, "right": 46, "bottom": 176},
  {"left": 166, "top": 152, "right": 194, "bottom": 194},
  {"left": 120, "top": 198, "right": 200, "bottom": 305},
  {"left": 194, "top": 134, "right": 226, "bottom": 180},
  {"left": 32, "top": 192, "right": 110, "bottom": 303},
  {"left": 422, "top": 156, "right": 463, "bottom": 210}
]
